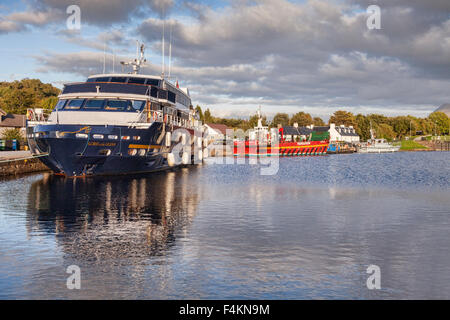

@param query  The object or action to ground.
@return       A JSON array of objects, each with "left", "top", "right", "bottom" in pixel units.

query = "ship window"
[
  {"left": 168, "top": 91, "right": 176, "bottom": 103},
  {"left": 132, "top": 100, "right": 146, "bottom": 111},
  {"left": 84, "top": 99, "right": 105, "bottom": 109},
  {"left": 146, "top": 79, "right": 159, "bottom": 86},
  {"left": 128, "top": 77, "right": 146, "bottom": 85},
  {"left": 86, "top": 78, "right": 96, "bottom": 82},
  {"left": 105, "top": 100, "right": 131, "bottom": 111},
  {"left": 93, "top": 77, "right": 110, "bottom": 82},
  {"left": 65, "top": 99, "right": 85, "bottom": 110},
  {"left": 110, "top": 77, "right": 127, "bottom": 83},
  {"left": 150, "top": 86, "right": 158, "bottom": 98},
  {"left": 55, "top": 99, "right": 67, "bottom": 110}
]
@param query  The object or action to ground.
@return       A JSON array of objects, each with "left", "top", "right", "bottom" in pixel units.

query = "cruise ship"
[{"left": 26, "top": 44, "right": 205, "bottom": 177}]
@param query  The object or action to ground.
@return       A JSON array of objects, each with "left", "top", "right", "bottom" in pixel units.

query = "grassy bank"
[{"left": 400, "top": 140, "right": 428, "bottom": 151}]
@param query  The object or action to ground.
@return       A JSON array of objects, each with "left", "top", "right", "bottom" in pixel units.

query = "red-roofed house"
[
  {"left": 204, "top": 123, "right": 231, "bottom": 143},
  {"left": 0, "top": 109, "right": 26, "bottom": 137}
]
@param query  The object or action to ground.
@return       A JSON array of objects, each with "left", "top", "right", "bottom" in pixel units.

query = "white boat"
[{"left": 357, "top": 123, "right": 400, "bottom": 153}]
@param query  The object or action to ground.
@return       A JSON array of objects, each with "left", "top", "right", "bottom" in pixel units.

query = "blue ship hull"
[{"left": 27, "top": 123, "right": 193, "bottom": 176}]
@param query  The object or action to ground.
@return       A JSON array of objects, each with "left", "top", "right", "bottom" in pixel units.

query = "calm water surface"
[{"left": 0, "top": 152, "right": 449, "bottom": 299}]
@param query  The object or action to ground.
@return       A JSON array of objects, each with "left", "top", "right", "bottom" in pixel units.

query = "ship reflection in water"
[
  {"left": 22, "top": 169, "right": 201, "bottom": 299},
  {"left": 1, "top": 152, "right": 450, "bottom": 299}
]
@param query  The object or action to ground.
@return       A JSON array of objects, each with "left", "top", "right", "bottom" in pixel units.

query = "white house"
[
  {"left": 204, "top": 123, "right": 231, "bottom": 143},
  {"left": 329, "top": 123, "right": 360, "bottom": 143}
]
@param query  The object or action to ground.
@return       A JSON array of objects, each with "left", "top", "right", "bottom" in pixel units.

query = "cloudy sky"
[{"left": 0, "top": 0, "right": 449, "bottom": 119}]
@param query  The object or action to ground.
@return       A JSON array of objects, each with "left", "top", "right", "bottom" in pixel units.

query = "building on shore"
[
  {"left": 280, "top": 123, "right": 360, "bottom": 144},
  {"left": 204, "top": 123, "right": 231, "bottom": 143},
  {"left": 281, "top": 123, "right": 328, "bottom": 142},
  {"left": 0, "top": 109, "right": 26, "bottom": 138},
  {"left": 328, "top": 124, "right": 360, "bottom": 143}
]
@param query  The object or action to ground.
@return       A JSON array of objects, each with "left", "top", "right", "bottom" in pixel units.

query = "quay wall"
[{"left": 0, "top": 158, "right": 49, "bottom": 177}]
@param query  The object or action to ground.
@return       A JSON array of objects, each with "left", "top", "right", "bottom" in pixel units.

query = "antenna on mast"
[
  {"left": 162, "top": 16, "right": 166, "bottom": 78},
  {"left": 112, "top": 49, "right": 115, "bottom": 73},
  {"left": 168, "top": 21, "right": 173, "bottom": 78},
  {"left": 119, "top": 40, "right": 147, "bottom": 74},
  {"left": 103, "top": 42, "right": 106, "bottom": 74}
]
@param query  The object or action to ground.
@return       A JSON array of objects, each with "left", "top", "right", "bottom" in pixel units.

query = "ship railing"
[{"left": 26, "top": 108, "right": 51, "bottom": 125}]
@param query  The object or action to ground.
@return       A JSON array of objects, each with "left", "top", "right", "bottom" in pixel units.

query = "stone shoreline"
[{"left": 0, "top": 154, "right": 49, "bottom": 177}]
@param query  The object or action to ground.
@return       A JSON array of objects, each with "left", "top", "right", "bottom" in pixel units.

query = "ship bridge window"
[
  {"left": 146, "top": 79, "right": 159, "bottom": 86},
  {"left": 132, "top": 100, "right": 146, "bottom": 111},
  {"left": 65, "top": 99, "right": 85, "bottom": 110},
  {"left": 105, "top": 99, "right": 132, "bottom": 111},
  {"left": 168, "top": 91, "right": 176, "bottom": 103},
  {"left": 84, "top": 99, "right": 106, "bottom": 110},
  {"left": 87, "top": 77, "right": 110, "bottom": 82},
  {"left": 54, "top": 99, "right": 67, "bottom": 111},
  {"left": 110, "top": 77, "right": 127, "bottom": 83},
  {"left": 128, "top": 77, "right": 146, "bottom": 85}
]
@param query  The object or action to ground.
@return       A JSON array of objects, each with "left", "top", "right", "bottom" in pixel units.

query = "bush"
[{"left": 1, "top": 128, "right": 24, "bottom": 142}]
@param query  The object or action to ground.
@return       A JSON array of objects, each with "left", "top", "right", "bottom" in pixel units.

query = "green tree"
[
  {"left": 195, "top": 105, "right": 204, "bottom": 122},
  {"left": 41, "top": 96, "right": 58, "bottom": 111},
  {"left": 290, "top": 112, "right": 312, "bottom": 126},
  {"left": 375, "top": 123, "right": 396, "bottom": 141},
  {"left": 204, "top": 108, "right": 213, "bottom": 123},
  {"left": 1, "top": 128, "right": 24, "bottom": 142},
  {"left": 313, "top": 117, "right": 326, "bottom": 126},
  {"left": 271, "top": 113, "right": 290, "bottom": 127},
  {"left": 0, "top": 79, "right": 60, "bottom": 114},
  {"left": 390, "top": 116, "right": 411, "bottom": 138},
  {"left": 329, "top": 110, "right": 357, "bottom": 128},
  {"left": 356, "top": 114, "right": 371, "bottom": 141},
  {"left": 429, "top": 112, "right": 449, "bottom": 135},
  {"left": 249, "top": 113, "right": 268, "bottom": 129}
]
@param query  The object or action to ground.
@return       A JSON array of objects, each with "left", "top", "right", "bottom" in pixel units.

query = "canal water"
[{"left": 0, "top": 152, "right": 449, "bottom": 299}]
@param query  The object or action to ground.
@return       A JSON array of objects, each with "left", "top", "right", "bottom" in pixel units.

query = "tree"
[
  {"left": 195, "top": 105, "right": 204, "bottom": 122},
  {"left": 290, "top": 112, "right": 312, "bottom": 126},
  {"left": 429, "top": 112, "right": 449, "bottom": 135},
  {"left": 249, "top": 113, "right": 268, "bottom": 129},
  {"left": 313, "top": 117, "right": 326, "bottom": 126},
  {"left": 329, "top": 110, "right": 357, "bottom": 128},
  {"left": 356, "top": 114, "right": 371, "bottom": 141},
  {"left": 271, "top": 113, "right": 289, "bottom": 127},
  {"left": 390, "top": 116, "right": 411, "bottom": 138},
  {"left": 1, "top": 128, "right": 24, "bottom": 142},
  {"left": 375, "top": 123, "right": 395, "bottom": 141},
  {"left": 41, "top": 96, "right": 58, "bottom": 111},
  {"left": 0, "top": 79, "right": 60, "bottom": 114},
  {"left": 204, "top": 108, "right": 213, "bottom": 123}
]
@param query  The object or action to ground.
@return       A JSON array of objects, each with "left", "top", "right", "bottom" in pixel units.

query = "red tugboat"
[{"left": 234, "top": 108, "right": 330, "bottom": 157}]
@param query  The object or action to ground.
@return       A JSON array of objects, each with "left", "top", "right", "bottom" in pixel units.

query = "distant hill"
[{"left": 434, "top": 104, "right": 450, "bottom": 117}]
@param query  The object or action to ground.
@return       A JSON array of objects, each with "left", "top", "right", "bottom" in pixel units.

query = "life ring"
[{"left": 26, "top": 109, "right": 34, "bottom": 121}]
